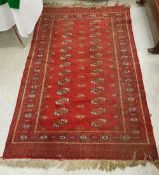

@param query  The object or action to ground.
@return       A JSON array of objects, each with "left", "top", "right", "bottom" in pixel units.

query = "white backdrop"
[{"left": 0, "top": 0, "right": 43, "bottom": 37}]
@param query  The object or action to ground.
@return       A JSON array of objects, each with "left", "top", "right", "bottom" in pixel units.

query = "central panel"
[{"left": 37, "top": 17, "right": 122, "bottom": 132}]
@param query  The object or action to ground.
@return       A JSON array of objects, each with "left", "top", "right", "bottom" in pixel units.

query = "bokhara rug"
[{"left": 3, "top": 6, "right": 158, "bottom": 161}]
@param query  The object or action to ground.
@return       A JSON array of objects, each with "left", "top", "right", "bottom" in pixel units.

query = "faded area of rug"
[{"left": 3, "top": 6, "right": 158, "bottom": 160}]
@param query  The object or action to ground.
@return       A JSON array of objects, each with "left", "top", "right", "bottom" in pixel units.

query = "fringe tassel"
[
  {"left": 43, "top": 0, "right": 135, "bottom": 7},
  {"left": 114, "top": 0, "right": 134, "bottom": 7},
  {"left": 0, "top": 159, "right": 159, "bottom": 171}
]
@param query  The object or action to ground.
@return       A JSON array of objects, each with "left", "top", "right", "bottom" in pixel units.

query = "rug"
[{"left": 3, "top": 6, "right": 158, "bottom": 162}]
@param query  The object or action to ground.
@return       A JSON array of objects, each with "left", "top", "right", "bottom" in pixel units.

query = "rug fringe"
[
  {"left": 44, "top": 0, "right": 134, "bottom": 8},
  {"left": 0, "top": 159, "right": 159, "bottom": 171}
]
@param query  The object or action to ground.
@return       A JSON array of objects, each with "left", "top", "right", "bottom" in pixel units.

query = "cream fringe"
[
  {"left": 43, "top": 0, "right": 134, "bottom": 7},
  {"left": 0, "top": 159, "right": 159, "bottom": 171}
]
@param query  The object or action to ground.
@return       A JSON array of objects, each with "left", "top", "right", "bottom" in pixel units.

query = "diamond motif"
[
  {"left": 60, "top": 46, "right": 72, "bottom": 53},
  {"left": 23, "top": 112, "right": 33, "bottom": 118},
  {"left": 54, "top": 108, "right": 69, "bottom": 116},
  {"left": 59, "top": 69, "right": 71, "bottom": 76},
  {"left": 91, "top": 78, "right": 104, "bottom": 84},
  {"left": 91, "top": 97, "right": 106, "bottom": 105},
  {"left": 57, "top": 88, "right": 70, "bottom": 95},
  {"left": 60, "top": 54, "right": 72, "bottom": 60},
  {"left": 53, "top": 119, "right": 68, "bottom": 128},
  {"left": 90, "top": 69, "right": 104, "bottom": 75},
  {"left": 91, "top": 87, "right": 105, "bottom": 94},
  {"left": 77, "top": 84, "right": 86, "bottom": 88},
  {"left": 90, "top": 32, "right": 102, "bottom": 37},
  {"left": 75, "top": 114, "right": 86, "bottom": 119},
  {"left": 91, "top": 108, "right": 106, "bottom": 116},
  {"left": 77, "top": 93, "right": 85, "bottom": 98},
  {"left": 90, "top": 53, "right": 102, "bottom": 59},
  {"left": 62, "top": 39, "right": 72, "bottom": 45},
  {"left": 55, "top": 98, "right": 69, "bottom": 105},
  {"left": 62, "top": 33, "right": 73, "bottom": 38},
  {"left": 91, "top": 61, "right": 104, "bottom": 67},
  {"left": 90, "top": 45, "right": 102, "bottom": 51},
  {"left": 59, "top": 61, "right": 71, "bottom": 67},
  {"left": 91, "top": 119, "right": 107, "bottom": 128},
  {"left": 57, "top": 78, "right": 71, "bottom": 85}
]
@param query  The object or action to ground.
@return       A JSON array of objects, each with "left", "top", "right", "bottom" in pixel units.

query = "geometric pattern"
[{"left": 3, "top": 7, "right": 158, "bottom": 160}]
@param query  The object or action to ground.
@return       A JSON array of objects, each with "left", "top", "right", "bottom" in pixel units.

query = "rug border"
[{"left": 2, "top": 6, "right": 158, "bottom": 160}]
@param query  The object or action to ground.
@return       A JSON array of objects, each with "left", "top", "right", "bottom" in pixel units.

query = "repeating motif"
[{"left": 12, "top": 10, "right": 151, "bottom": 145}]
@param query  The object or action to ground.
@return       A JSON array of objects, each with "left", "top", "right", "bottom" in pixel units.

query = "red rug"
[{"left": 3, "top": 6, "right": 158, "bottom": 160}]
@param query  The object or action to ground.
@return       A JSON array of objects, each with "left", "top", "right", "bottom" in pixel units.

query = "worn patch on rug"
[{"left": 3, "top": 6, "right": 158, "bottom": 160}]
